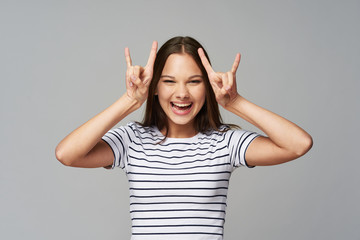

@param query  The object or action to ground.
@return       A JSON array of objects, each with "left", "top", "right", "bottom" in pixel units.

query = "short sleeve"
[
  {"left": 225, "top": 129, "right": 260, "bottom": 169},
  {"left": 101, "top": 124, "right": 133, "bottom": 170}
]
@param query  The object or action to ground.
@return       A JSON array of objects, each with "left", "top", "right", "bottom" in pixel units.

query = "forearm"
[
  {"left": 56, "top": 93, "right": 140, "bottom": 164},
  {"left": 225, "top": 95, "right": 312, "bottom": 156}
]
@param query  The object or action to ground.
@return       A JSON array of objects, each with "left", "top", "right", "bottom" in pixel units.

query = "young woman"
[{"left": 56, "top": 36, "right": 312, "bottom": 239}]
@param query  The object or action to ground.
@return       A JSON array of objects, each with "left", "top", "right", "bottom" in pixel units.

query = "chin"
[{"left": 169, "top": 117, "right": 195, "bottom": 127}]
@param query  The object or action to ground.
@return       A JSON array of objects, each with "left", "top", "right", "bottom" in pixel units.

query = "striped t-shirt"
[{"left": 102, "top": 122, "right": 259, "bottom": 240}]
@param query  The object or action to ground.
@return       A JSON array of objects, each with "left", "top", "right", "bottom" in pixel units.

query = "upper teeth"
[{"left": 173, "top": 103, "right": 191, "bottom": 107}]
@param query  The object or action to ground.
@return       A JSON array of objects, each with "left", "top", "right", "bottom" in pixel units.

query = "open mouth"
[{"left": 171, "top": 102, "right": 193, "bottom": 111}]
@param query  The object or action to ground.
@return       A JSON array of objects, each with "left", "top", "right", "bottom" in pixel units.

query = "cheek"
[
  {"left": 195, "top": 85, "right": 206, "bottom": 102},
  {"left": 157, "top": 87, "right": 174, "bottom": 110},
  {"left": 157, "top": 85, "right": 170, "bottom": 99}
]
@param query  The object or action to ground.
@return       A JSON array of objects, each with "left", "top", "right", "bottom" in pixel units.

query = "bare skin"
[
  {"left": 157, "top": 53, "right": 206, "bottom": 138},
  {"left": 55, "top": 42, "right": 312, "bottom": 168},
  {"left": 55, "top": 41, "right": 158, "bottom": 168},
  {"left": 197, "top": 48, "right": 313, "bottom": 166}
]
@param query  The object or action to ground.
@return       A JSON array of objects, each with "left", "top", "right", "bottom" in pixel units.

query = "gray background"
[{"left": 1, "top": 0, "right": 359, "bottom": 239}]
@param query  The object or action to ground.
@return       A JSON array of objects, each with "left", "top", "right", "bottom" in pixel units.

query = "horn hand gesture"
[
  {"left": 125, "top": 41, "right": 158, "bottom": 105},
  {"left": 198, "top": 48, "right": 241, "bottom": 108}
]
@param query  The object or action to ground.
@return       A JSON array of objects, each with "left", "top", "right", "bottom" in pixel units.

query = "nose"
[{"left": 175, "top": 83, "right": 189, "bottom": 99}]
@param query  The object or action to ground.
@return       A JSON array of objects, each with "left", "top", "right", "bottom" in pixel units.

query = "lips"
[{"left": 171, "top": 102, "right": 193, "bottom": 115}]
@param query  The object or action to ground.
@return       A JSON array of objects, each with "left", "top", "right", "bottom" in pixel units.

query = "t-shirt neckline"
[{"left": 154, "top": 126, "right": 201, "bottom": 143}]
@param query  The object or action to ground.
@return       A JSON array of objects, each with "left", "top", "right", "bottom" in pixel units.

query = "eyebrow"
[{"left": 160, "top": 74, "right": 203, "bottom": 79}]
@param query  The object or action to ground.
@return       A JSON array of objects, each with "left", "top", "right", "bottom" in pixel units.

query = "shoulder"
[
  {"left": 201, "top": 125, "right": 236, "bottom": 137},
  {"left": 205, "top": 125, "right": 260, "bottom": 145},
  {"left": 198, "top": 125, "right": 230, "bottom": 142},
  {"left": 127, "top": 122, "right": 156, "bottom": 134},
  {"left": 126, "top": 122, "right": 163, "bottom": 142}
]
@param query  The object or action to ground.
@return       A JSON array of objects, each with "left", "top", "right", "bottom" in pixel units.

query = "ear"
[{"left": 154, "top": 88, "right": 158, "bottom": 95}]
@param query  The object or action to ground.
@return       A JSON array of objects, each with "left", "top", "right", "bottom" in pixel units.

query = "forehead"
[{"left": 162, "top": 53, "right": 202, "bottom": 75}]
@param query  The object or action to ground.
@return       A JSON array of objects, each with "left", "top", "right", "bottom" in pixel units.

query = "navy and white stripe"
[{"left": 102, "top": 122, "right": 259, "bottom": 240}]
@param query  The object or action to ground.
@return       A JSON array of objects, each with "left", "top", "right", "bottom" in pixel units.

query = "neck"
[{"left": 161, "top": 124, "right": 197, "bottom": 138}]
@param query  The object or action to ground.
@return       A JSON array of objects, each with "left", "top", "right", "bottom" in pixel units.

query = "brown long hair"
[{"left": 141, "top": 36, "right": 231, "bottom": 138}]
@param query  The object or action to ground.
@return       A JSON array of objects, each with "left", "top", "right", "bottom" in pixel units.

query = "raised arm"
[
  {"left": 198, "top": 48, "right": 313, "bottom": 166},
  {"left": 55, "top": 41, "right": 158, "bottom": 168}
]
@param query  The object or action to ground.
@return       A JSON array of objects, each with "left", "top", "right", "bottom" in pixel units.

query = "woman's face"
[{"left": 156, "top": 53, "right": 206, "bottom": 134}]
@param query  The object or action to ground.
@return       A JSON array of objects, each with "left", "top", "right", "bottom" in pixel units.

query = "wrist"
[
  {"left": 122, "top": 93, "right": 143, "bottom": 111},
  {"left": 224, "top": 94, "right": 243, "bottom": 111}
]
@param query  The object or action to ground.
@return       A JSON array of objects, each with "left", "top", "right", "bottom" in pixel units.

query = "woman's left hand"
[
  {"left": 198, "top": 48, "right": 241, "bottom": 108},
  {"left": 199, "top": 48, "right": 313, "bottom": 167}
]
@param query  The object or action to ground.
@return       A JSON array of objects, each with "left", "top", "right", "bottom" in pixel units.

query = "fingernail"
[
  {"left": 130, "top": 81, "right": 133, "bottom": 87},
  {"left": 225, "top": 86, "right": 231, "bottom": 91},
  {"left": 131, "top": 75, "right": 136, "bottom": 80}
]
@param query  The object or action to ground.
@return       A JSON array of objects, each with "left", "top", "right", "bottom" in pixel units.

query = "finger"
[
  {"left": 210, "top": 81, "right": 222, "bottom": 100},
  {"left": 131, "top": 74, "right": 143, "bottom": 88},
  {"left": 222, "top": 73, "right": 230, "bottom": 91},
  {"left": 209, "top": 74, "right": 221, "bottom": 94},
  {"left": 143, "top": 67, "right": 152, "bottom": 86},
  {"left": 214, "top": 72, "right": 224, "bottom": 83},
  {"left": 133, "top": 66, "right": 140, "bottom": 81},
  {"left": 146, "top": 41, "right": 158, "bottom": 68},
  {"left": 126, "top": 65, "right": 132, "bottom": 87},
  {"left": 198, "top": 48, "right": 215, "bottom": 75},
  {"left": 129, "top": 67, "right": 134, "bottom": 87},
  {"left": 219, "top": 75, "right": 228, "bottom": 97},
  {"left": 231, "top": 53, "right": 241, "bottom": 73},
  {"left": 125, "top": 47, "right": 132, "bottom": 67},
  {"left": 225, "top": 72, "right": 233, "bottom": 91},
  {"left": 132, "top": 66, "right": 144, "bottom": 87}
]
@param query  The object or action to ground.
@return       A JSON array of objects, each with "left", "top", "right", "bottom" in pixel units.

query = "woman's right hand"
[{"left": 125, "top": 41, "right": 158, "bottom": 105}]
